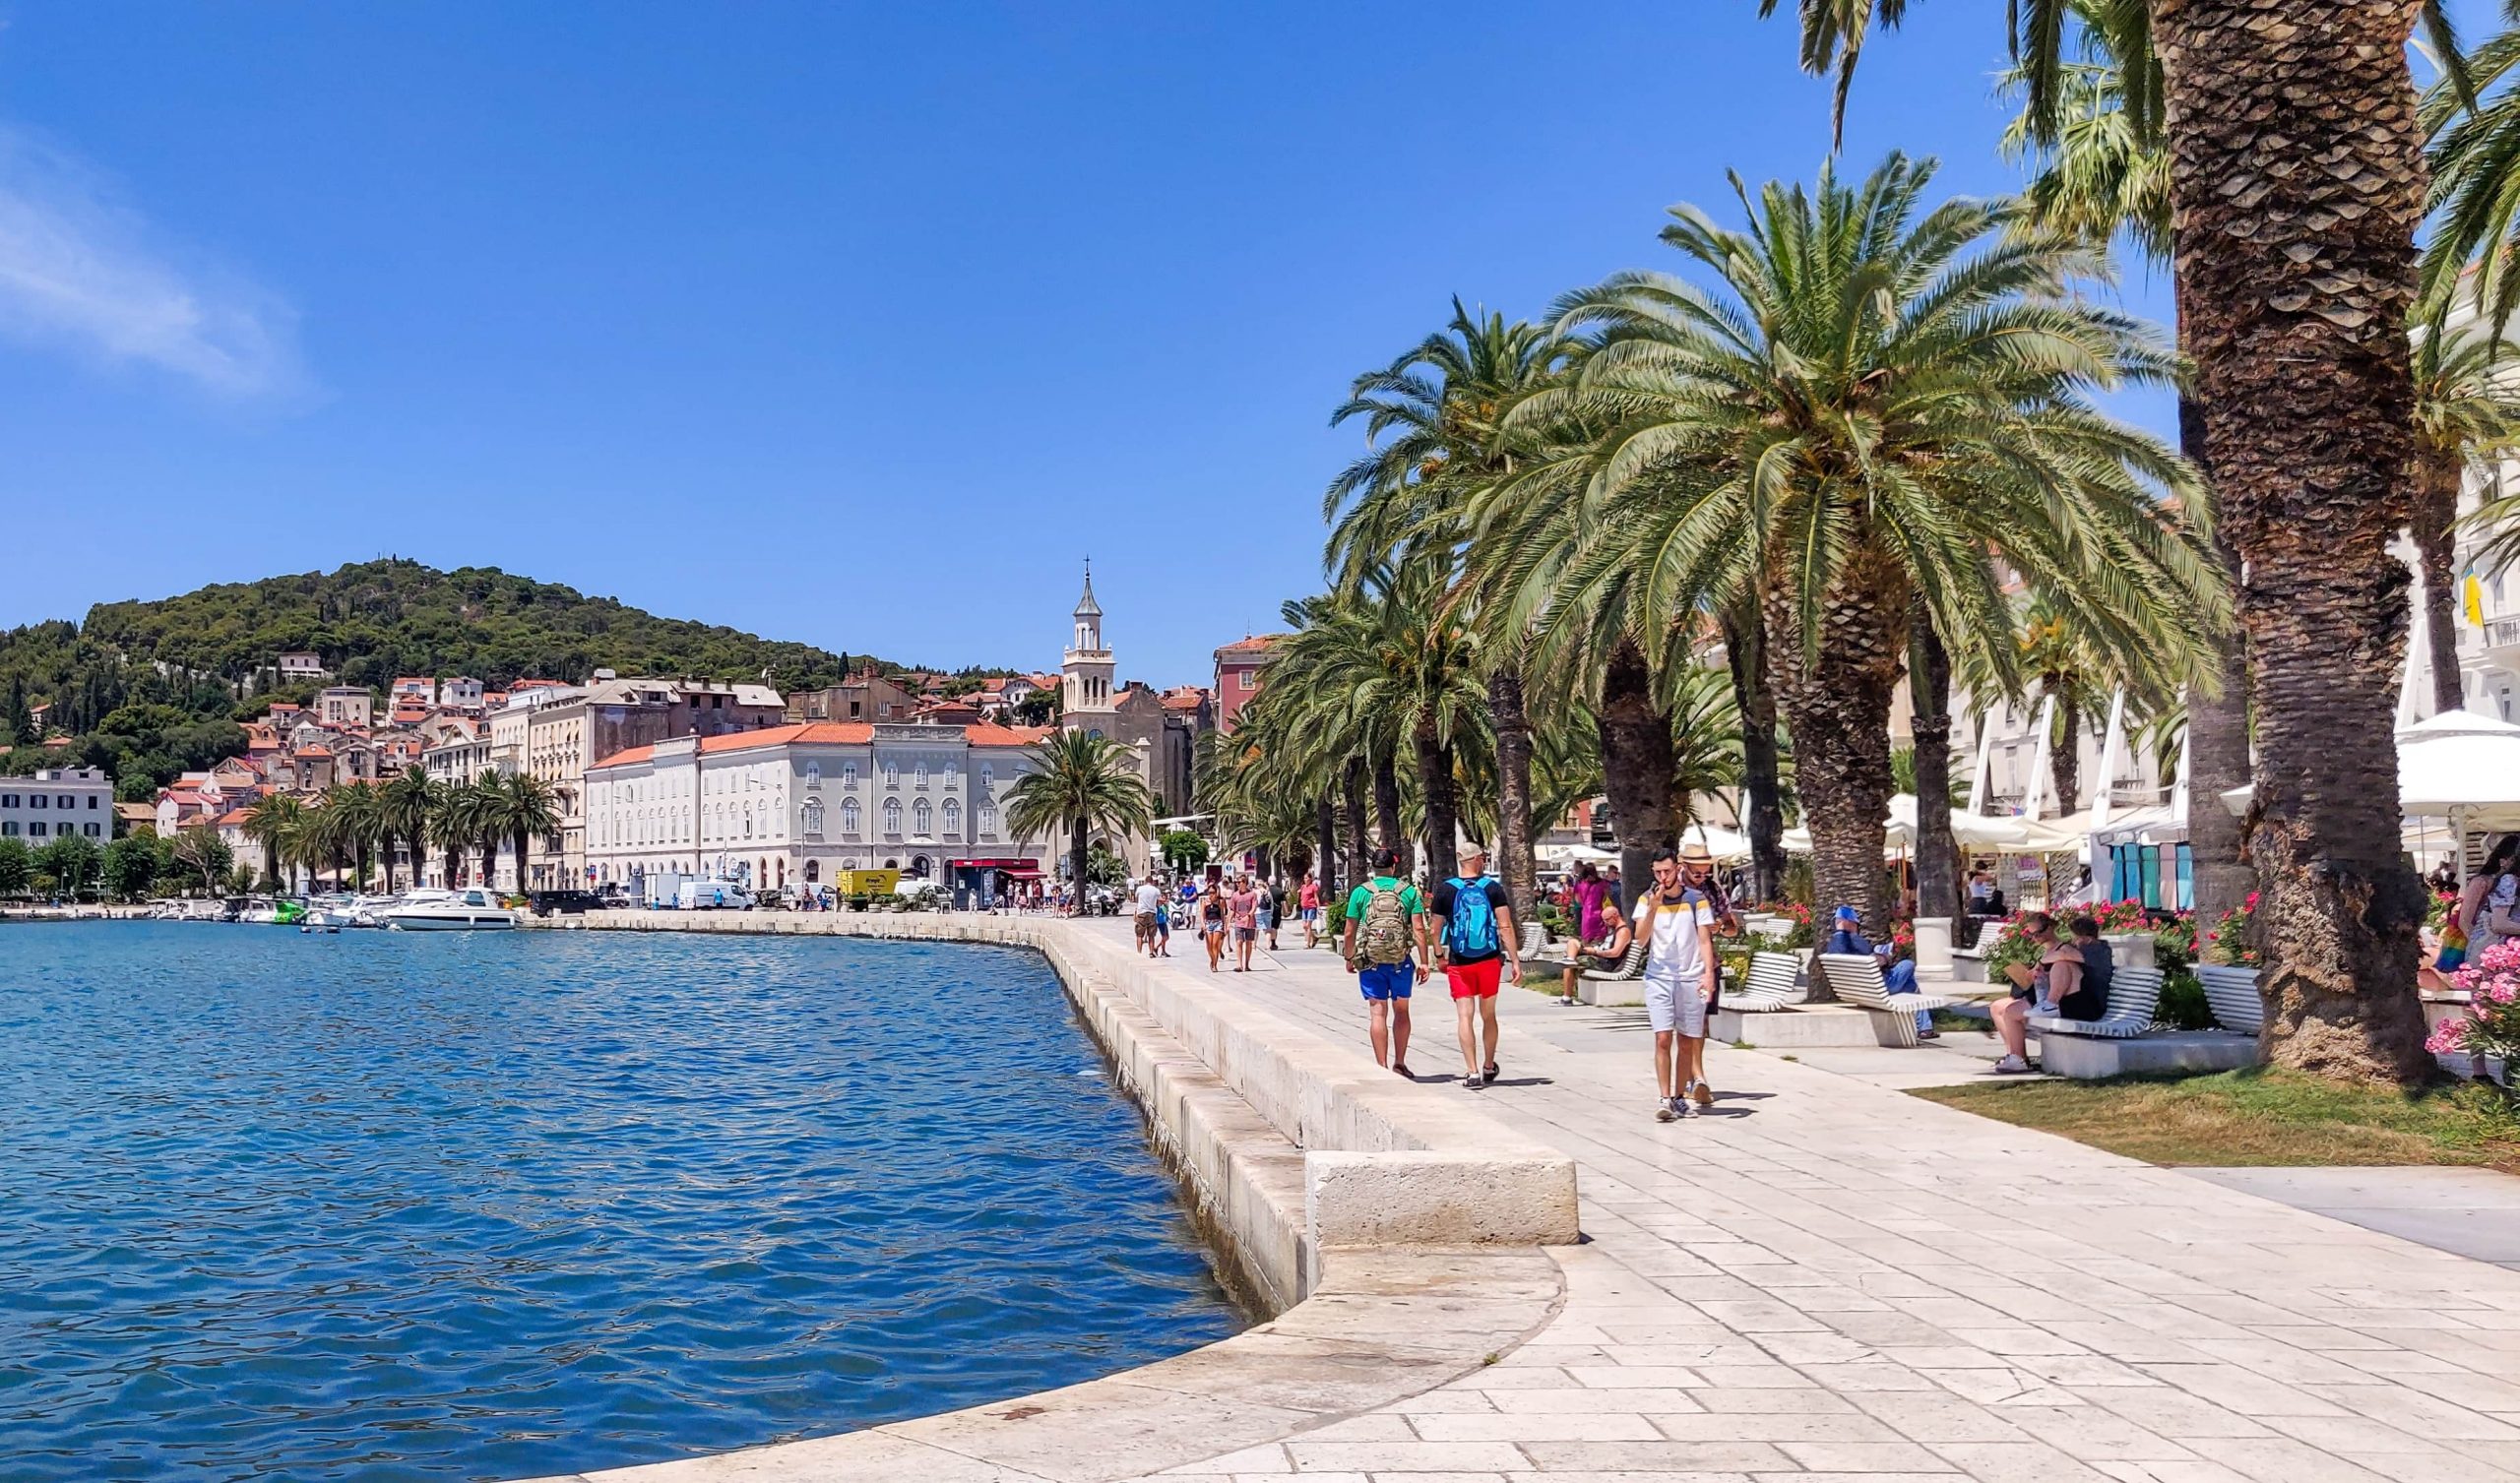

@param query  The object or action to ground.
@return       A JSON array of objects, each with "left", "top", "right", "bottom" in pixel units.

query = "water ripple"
[{"left": 0, "top": 922, "right": 1241, "bottom": 1482}]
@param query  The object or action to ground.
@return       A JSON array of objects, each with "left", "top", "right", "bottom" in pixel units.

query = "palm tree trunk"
[
  {"left": 1908, "top": 606, "right": 1960, "bottom": 923},
  {"left": 1765, "top": 568, "right": 1902, "bottom": 942},
  {"left": 1598, "top": 638, "right": 1675, "bottom": 913},
  {"left": 2415, "top": 454, "right": 2466, "bottom": 716},
  {"left": 263, "top": 842, "right": 280, "bottom": 890},
  {"left": 477, "top": 839, "right": 497, "bottom": 889},
  {"left": 2156, "top": 0, "right": 2431, "bottom": 1081},
  {"left": 1070, "top": 819, "right": 1089, "bottom": 913},
  {"left": 381, "top": 838, "right": 396, "bottom": 895},
  {"left": 1722, "top": 605, "right": 1787, "bottom": 901},
  {"left": 1371, "top": 748, "right": 1410, "bottom": 876},
  {"left": 1315, "top": 797, "right": 1339, "bottom": 897},
  {"left": 512, "top": 830, "right": 532, "bottom": 892},
  {"left": 1413, "top": 720, "right": 1459, "bottom": 884},
  {"left": 2048, "top": 703, "right": 2081, "bottom": 819},
  {"left": 1488, "top": 665, "right": 1539, "bottom": 936},
  {"left": 1342, "top": 755, "right": 1369, "bottom": 889}
]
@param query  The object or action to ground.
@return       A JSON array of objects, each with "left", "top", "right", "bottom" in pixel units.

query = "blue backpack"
[{"left": 1444, "top": 876, "right": 1499, "bottom": 958}]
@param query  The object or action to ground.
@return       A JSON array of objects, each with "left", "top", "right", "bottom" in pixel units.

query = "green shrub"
[
  {"left": 1320, "top": 895, "right": 1348, "bottom": 940},
  {"left": 2157, "top": 967, "right": 2213, "bottom": 1030}
]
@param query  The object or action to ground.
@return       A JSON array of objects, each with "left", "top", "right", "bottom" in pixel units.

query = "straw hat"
[{"left": 1677, "top": 841, "right": 1717, "bottom": 866}]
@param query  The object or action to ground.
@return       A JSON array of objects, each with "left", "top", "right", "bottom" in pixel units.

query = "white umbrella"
[
  {"left": 1678, "top": 822, "right": 1755, "bottom": 862},
  {"left": 1539, "top": 840, "right": 1618, "bottom": 864},
  {"left": 1885, "top": 793, "right": 2034, "bottom": 848},
  {"left": 2397, "top": 710, "right": 2520, "bottom": 831}
]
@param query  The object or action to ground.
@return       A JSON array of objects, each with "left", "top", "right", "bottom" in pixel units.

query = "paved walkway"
[{"left": 1097, "top": 921, "right": 2520, "bottom": 1483}]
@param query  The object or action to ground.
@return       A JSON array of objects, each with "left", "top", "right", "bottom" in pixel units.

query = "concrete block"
[
  {"left": 2035, "top": 1029, "right": 2261, "bottom": 1080},
  {"left": 1713, "top": 1003, "right": 1917, "bottom": 1047},
  {"left": 1306, "top": 1150, "right": 1580, "bottom": 1261},
  {"left": 1577, "top": 975, "right": 1646, "bottom": 1007}
]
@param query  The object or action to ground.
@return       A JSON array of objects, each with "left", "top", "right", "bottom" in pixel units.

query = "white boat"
[{"left": 382, "top": 888, "right": 518, "bottom": 931}]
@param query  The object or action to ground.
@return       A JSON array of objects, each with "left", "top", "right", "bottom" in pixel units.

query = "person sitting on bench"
[{"left": 1556, "top": 903, "right": 1635, "bottom": 1006}]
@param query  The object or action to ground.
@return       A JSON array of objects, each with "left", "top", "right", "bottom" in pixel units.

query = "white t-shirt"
[
  {"left": 1134, "top": 882, "right": 1162, "bottom": 914},
  {"left": 1633, "top": 888, "right": 1713, "bottom": 980}
]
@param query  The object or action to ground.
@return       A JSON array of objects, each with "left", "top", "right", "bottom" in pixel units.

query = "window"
[
  {"left": 883, "top": 798, "right": 903, "bottom": 834},
  {"left": 84, "top": 823, "right": 99, "bottom": 837},
  {"left": 27, "top": 795, "right": 41, "bottom": 809},
  {"left": 1239, "top": 670, "right": 1255, "bottom": 691},
  {"left": 27, "top": 822, "right": 43, "bottom": 836},
  {"left": 978, "top": 804, "right": 996, "bottom": 839},
  {"left": 942, "top": 799, "right": 962, "bottom": 836},
  {"left": 979, "top": 763, "right": 993, "bottom": 788},
  {"left": 804, "top": 860, "right": 820, "bottom": 883},
  {"left": 883, "top": 760, "right": 899, "bottom": 786},
  {"left": 1, "top": 822, "right": 13, "bottom": 835},
  {"left": 914, "top": 762, "right": 928, "bottom": 788},
  {"left": 803, "top": 797, "right": 824, "bottom": 836},
  {"left": 914, "top": 798, "right": 932, "bottom": 834},
  {"left": 87, "top": 795, "right": 97, "bottom": 810},
  {"left": 805, "top": 760, "right": 821, "bottom": 787},
  {"left": 841, "top": 798, "right": 860, "bottom": 834}
]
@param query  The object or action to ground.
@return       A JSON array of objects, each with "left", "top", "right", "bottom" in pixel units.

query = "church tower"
[{"left": 1062, "top": 562, "right": 1117, "bottom": 737}]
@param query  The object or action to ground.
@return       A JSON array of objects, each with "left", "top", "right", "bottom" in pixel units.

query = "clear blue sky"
[{"left": 0, "top": 3, "right": 2272, "bottom": 684}]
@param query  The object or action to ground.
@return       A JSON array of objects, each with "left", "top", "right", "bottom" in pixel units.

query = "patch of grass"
[
  {"left": 1929, "top": 1007, "right": 1989, "bottom": 1032},
  {"left": 1913, "top": 1068, "right": 2520, "bottom": 1173}
]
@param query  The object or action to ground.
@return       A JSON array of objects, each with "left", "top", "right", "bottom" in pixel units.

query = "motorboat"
[{"left": 381, "top": 888, "right": 518, "bottom": 931}]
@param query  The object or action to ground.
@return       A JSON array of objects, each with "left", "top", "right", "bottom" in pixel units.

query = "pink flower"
[{"left": 2427, "top": 1019, "right": 2471, "bottom": 1054}]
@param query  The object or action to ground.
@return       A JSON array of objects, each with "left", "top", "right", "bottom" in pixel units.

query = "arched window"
[
  {"left": 843, "top": 760, "right": 858, "bottom": 789},
  {"left": 841, "top": 798, "right": 860, "bottom": 834},
  {"left": 979, "top": 763, "right": 994, "bottom": 788},
  {"left": 942, "top": 799, "right": 962, "bottom": 836},
  {"left": 914, "top": 762, "right": 928, "bottom": 788},
  {"left": 914, "top": 798, "right": 932, "bottom": 834},
  {"left": 978, "top": 803, "right": 996, "bottom": 838},
  {"left": 803, "top": 797, "right": 824, "bottom": 836},
  {"left": 804, "top": 760, "right": 821, "bottom": 787},
  {"left": 883, "top": 759, "right": 899, "bottom": 786},
  {"left": 883, "top": 798, "right": 902, "bottom": 834},
  {"left": 743, "top": 807, "right": 754, "bottom": 838},
  {"left": 804, "top": 859, "right": 820, "bottom": 883}
]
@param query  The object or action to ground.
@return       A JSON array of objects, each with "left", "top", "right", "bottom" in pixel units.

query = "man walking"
[
  {"left": 1132, "top": 876, "right": 1163, "bottom": 958},
  {"left": 1429, "top": 843, "right": 1520, "bottom": 1088},
  {"left": 1636, "top": 846, "right": 1718, "bottom": 1122},
  {"left": 1342, "top": 847, "right": 1428, "bottom": 1078},
  {"left": 1228, "top": 873, "right": 1260, "bottom": 971}
]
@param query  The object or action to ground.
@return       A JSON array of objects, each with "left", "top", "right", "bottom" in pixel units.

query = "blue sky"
[{"left": 0, "top": 3, "right": 2386, "bottom": 684}]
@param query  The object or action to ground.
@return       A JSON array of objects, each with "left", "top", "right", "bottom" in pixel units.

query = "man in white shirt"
[
  {"left": 1635, "top": 846, "right": 1718, "bottom": 1123},
  {"left": 1133, "top": 877, "right": 1164, "bottom": 957}
]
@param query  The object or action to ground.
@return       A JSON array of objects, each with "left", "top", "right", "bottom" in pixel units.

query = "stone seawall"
[
  {"left": 510, "top": 909, "right": 1570, "bottom": 1483},
  {"left": 557, "top": 910, "right": 1580, "bottom": 1307}
]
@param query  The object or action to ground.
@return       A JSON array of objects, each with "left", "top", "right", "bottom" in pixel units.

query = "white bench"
[
  {"left": 1725, "top": 950, "right": 1807, "bottom": 1012},
  {"left": 1817, "top": 953, "right": 1955, "bottom": 1047},
  {"left": 2030, "top": 964, "right": 2164, "bottom": 1040},
  {"left": 1569, "top": 937, "right": 1650, "bottom": 1006},
  {"left": 2196, "top": 964, "right": 2263, "bottom": 1036},
  {"left": 1949, "top": 918, "right": 2000, "bottom": 982}
]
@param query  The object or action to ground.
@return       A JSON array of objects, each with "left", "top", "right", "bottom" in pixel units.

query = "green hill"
[{"left": 0, "top": 559, "right": 896, "bottom": 789}]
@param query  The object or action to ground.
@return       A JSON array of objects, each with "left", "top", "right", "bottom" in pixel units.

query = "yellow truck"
[{"left": 836, "top": 869, "right": 901, "bottom": 896}]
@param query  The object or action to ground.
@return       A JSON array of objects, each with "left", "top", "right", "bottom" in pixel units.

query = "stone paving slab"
[
  {"left": 2186, "top": 1167, "right": 2520, "bottom": 1270},
  {"left": 1084, "top": 922, "right": 2520, "bottom": 1482}
]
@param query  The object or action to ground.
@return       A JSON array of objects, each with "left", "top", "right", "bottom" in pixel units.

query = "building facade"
[
  {"left": 584, "top": 720, "right": 1053, "bottom": 902},
  {"left": 1213, "top": 635, "right": 1281, "bottom": 732},
  {"left": 0, "top": 768, "right": 113, "bottom": 843}
]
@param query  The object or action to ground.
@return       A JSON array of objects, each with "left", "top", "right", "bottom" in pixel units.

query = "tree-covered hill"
[{"left": 0, "top": 560, "right": 901, "bottom": 785}]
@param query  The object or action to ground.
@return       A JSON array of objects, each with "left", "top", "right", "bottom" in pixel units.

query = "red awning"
[{"left": 998, "top": 867, "right": 1044, "bottom": 880}]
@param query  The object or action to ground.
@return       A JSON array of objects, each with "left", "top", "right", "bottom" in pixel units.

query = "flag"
[{"left": 2465, "top": 572, "right": 2486, "bottom": 628}]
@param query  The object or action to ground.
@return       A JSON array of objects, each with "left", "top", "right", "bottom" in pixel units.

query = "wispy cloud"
[{"left": 0, "top": 126, "right": 303, "bottom": 400}]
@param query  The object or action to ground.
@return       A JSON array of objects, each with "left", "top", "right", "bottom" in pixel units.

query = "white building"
[
  {"left": 585, "top": 719, "right": 1054, "bottom": 903},
  {"left": 278, "top": 651, "right": 328, "bottom": 681},
  {"left": 0, "top": 768, "right": 113, "bottom": 844}
]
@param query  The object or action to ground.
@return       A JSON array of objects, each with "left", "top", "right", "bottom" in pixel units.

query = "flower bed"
[{"left": 2428, "top": 937, "right": 2520, "bottom": 1083}]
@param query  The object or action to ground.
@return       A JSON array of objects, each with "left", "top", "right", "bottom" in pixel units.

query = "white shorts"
[{"left": 1645, "top": 973, "right": 1708, "bottom": 1036}]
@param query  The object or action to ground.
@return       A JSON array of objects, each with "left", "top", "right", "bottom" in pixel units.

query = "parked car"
[{"left": 528, "top": 890, "right": 609, "bottom": 917}]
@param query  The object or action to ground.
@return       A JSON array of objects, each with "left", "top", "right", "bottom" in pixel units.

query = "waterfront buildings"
[
  {"left": 0, "top": 768, "right": 112, "bottom": 842},
  {"left": 584, "top": 719, "right": 1054, "bottom": 900},
  {"left": 1212, "top": 635, "right": 1280, "bottom": 732}
]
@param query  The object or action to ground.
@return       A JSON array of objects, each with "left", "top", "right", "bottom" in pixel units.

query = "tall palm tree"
[
  {"left": 1764, "top": 0, "right": 2464, "bottom": 1083},
  {"left": 2423, "top": 19, "right": 2520, "bottom": 336},
  {"left": 1325, "top": 300, "right": 1566, "bottom": 919},
  {"left": 427, "top": 777, "right": 476, "bottom": 887},
  {"left": 294, "top": 791, "right": 355, "bottom": 892},
  {"left": 482, "top": 772, "right": 561, "bottom": 894},
  {"left": 1003, "top": 731, "right": 1155, "bottom": 909},
  {"left": 241, "top": 792, "right": 302, "bottom": 892},
  {"left": 378, "top": 765, "right": 434, "bottom": 894},
  {"left": 2411, "top": 327, "right": 2520, "bottom": 714},
  {"left": 327, "top": 781, "right": 383, "bottom": 892},
  {"left": 1486, "top": 154, "right": 2220, "bottom": 934}
]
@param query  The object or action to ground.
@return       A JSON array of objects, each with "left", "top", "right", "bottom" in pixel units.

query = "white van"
[{"left": 676, "top": 879, "right": 756, "bottom": 911}]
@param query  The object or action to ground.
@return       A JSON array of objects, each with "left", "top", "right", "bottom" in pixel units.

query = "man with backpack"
[
  {"left": 1429, "top": 843, "right": 1521, "bottom": 1088},
  {"left": 1342, "top": 847, "right": 1429, "bottom": 1079}
]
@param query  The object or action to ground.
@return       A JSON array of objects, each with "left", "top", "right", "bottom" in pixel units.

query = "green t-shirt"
[{"left": 1345, "top": 877, "right": 1424, "bottom": 920}]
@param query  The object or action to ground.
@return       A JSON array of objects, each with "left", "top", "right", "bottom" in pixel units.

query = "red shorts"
[{"left": 1445, "top": 957, "right": 1503, "bottom": 1000}]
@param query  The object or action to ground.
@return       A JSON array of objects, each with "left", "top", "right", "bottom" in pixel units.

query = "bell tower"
[{"left": 1062, "top": 561, "right": 1116, "bottom": 733}]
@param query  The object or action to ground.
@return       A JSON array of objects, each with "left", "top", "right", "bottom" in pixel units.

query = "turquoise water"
[{"left": 0, "top": 922, "right": 1240, "bottom": 1482}]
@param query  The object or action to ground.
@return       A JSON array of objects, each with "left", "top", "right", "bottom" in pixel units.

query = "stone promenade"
[{"left": 1103, "top": 919, "right": 2520, "bottom": 1483}]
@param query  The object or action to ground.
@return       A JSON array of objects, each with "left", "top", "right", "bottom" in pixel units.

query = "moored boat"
[{"left": 382, "top": 888, "right": 517, "bottom": 931}]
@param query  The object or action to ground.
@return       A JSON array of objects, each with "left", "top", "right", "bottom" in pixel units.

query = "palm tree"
[
  {"left": 1003, "top": 731, "right": 1155, "bottom": 909},
  {"left": 1764, "top": 0, "right": 2463, "bottom": 1083},
  {"left": 2411, "top": 327, "right": 2520, "bottom": 715},
  {"left": 481, "top": 772, "right": 561, "bottom": 895},
  {"left": 294, "top": 791, "right": 355, "bottom": 891},
  {"left": 2423, "top": 21, "right": 2520, "bottom": 336},
  {"left": 241, "top": 792, "right": 302, "bottom": 892},
  {"left": 1325, "top": 300, "right": 1563, "bottom": 923},
  {"left": 1486, "top": 154, "right": 2220, "bottom": 934},
  {"left": 378, "top": 766, "right": 434, "bottom": 894},
  {"left": 326, "top": 781, "right": 383, "bottom": 892},
  {"left": 427, "top": 777, "right": 476, "bottom": 887}
]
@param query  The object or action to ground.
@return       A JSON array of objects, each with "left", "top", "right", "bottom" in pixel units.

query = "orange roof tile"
[{"left": 967, "top": 723, "right": 1052, "bottom": 748}]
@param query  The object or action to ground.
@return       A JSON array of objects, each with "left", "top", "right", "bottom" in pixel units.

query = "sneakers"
[
  {"left": 1655, "top": 1098, "right": 1678, "bottom": 1123},
  {"left": 1991, "top": 1054, "right": 2034, "bottom": 1075},
  {"left": 1463, "top": 1070, "right": 1485, "bottom": 1090},
  {"left": 1689, "top": 1080, "right": 1714, "bottom": 1109}
]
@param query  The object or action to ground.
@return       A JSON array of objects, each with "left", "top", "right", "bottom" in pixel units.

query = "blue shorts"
[{"left": 1357, "top": 961, "right": 1415, "bottom": 1001}]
